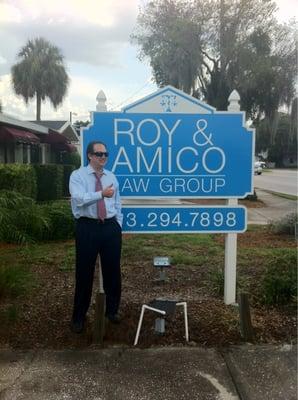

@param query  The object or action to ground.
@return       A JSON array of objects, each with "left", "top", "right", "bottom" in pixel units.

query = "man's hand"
[{"left": 102, "top": 184, "right": 114, "bottom": 198}]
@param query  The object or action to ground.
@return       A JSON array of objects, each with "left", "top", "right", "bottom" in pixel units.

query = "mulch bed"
[{"left": 0, "top": 228, "right": 296, "bottom": 350}]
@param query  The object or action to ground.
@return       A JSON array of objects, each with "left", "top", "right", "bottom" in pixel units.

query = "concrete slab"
[
  {"left": 249, "top": 190, "right": 297, "bottom": 224},
  {"left": 0, "top": 348, "right": 239, "bottom": 400},
  {"left": 0, "top": 350, "right": 36, "bottom": 396},
  {"left": 222, "top": 344, "right": 297, "bottom": 400},
  {"left": 1, "top": 345, "right": 297, "bottom": 400}
]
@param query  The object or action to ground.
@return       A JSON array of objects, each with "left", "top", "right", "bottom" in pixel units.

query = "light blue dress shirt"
[{"left": 69, "top": 164, "right": 123, "bottom": 226}]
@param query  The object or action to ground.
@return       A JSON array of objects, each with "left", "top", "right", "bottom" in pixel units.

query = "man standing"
[{"left": 69, "top": 141, "right": 123, "bottom": 333}]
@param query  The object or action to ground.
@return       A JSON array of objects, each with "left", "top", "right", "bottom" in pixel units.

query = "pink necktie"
[{"left": 95, "top": 173, "right": 107, "bottom": 221}]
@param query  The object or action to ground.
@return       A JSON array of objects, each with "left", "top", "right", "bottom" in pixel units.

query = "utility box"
[
  {"left": 153, "top": 257, "right": 171, "bottom": 281},
  {"left": 153, "top": 257, "right": 171, "bottom": 267}
]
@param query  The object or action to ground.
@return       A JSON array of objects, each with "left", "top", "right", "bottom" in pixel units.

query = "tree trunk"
[
  {"left": 268, "top": 111, "right": 280, "bottom": 146},
  {"left": 36, "top": 92, "right": 41, "bottom": 121},
  {"left": 219, "top": 0, "right": 225, "bottom": 69}
]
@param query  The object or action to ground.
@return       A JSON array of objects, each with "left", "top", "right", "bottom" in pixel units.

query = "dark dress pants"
[{"left": 72, "top": 217, "right": 122, "bottom": 323}]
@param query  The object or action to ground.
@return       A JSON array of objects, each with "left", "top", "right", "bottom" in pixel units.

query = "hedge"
[
  {"left": 40, "top": 200, "right": 75, "bottom": 241},
  {"left": 0, "top": 163, "right": 37, "bottom": 199},
  {"left": 64, "top": 152, "right": 81, "bottom": 169},
  {"left": 34, "top": 164, "right": 64, "bottom": 201},
  {"left": 63, "top": 164, "right": 76, "bottom": 197}
]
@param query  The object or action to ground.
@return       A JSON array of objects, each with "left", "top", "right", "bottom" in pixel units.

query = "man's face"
[{"left": 89, "top": 143, "right": 108, "bottom": 170}]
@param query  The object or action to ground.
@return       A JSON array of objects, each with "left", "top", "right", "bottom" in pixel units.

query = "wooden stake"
[
  {"left": 239, "top": 292, "right": 255, "bottom": 342},
  {"left": 93, "top": 258, "right": 106, "bottom": 345},
  {"left": 93, "top": 292, "right": 106, "bottom": 345}
]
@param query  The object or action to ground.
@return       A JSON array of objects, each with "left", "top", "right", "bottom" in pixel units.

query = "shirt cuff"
[{"left": 93, "top": 191, "right": 102, "bottom": 201}]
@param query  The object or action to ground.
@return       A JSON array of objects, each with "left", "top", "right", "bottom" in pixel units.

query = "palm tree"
[{"left": 11, "top": 37, "right": 69, "bottom": 120}]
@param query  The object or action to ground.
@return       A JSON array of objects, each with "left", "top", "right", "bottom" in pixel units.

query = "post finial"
[
  {"left": 228, "top": 90, "right": 241, "bottom": 112},
  {"left": 96, "top": 90, "right": 107, "bottom": 111}
]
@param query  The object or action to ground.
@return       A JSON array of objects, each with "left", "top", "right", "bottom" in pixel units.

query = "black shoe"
[
  {"left": 106, "top": 314, "right": 121, "bottom": 324},
  {"left": 70, "top": 319, "right": 85, "bottom": 334}
]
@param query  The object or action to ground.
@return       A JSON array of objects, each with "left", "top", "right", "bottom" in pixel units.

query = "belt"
[{"left": 78, "top": 216, "right": 117, "bottom": 224}]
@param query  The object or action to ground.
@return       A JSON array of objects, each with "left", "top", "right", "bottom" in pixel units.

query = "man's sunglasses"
[{"left": 92, "top": 151, "right": 109, "bottom": 158}]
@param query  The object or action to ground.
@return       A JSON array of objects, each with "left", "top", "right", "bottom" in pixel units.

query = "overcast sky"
[{"left": 0, "top": 0, "right": 297, "bottom": 122}]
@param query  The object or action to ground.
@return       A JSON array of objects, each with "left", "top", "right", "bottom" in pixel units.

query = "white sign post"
[{"left": 224, "top": 91, "right": 240, "bottom": 304}]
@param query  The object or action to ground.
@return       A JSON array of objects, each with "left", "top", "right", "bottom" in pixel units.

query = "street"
[{"left": 254, "top": 168, "right": 297, "bottom": 196}]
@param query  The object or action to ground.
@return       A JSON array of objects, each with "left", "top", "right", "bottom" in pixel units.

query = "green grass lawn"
[
  {"left": 0, "top": 225, "right": 296, "bottom": 348},
  {"left": 0, "top": 225, "right": 295, "bottom": 304}
]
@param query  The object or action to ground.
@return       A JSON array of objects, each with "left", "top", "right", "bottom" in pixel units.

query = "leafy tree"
[
  {"left": 257, "top": 109, "right": 297, "bottom": 166},
  {"left": 267, "top": 114, "right": 290, "bottom": 166},
  {"left": 132, "top": 0, "right": 205, "bottom": 94},
  {"left": 132, "top": 0, "right": 296, "bottom": 117},
  {"left": 289, "top": 97, "right": 297, "bottom": 149},
  {"left": 73, "top": 120, "right": 90, "bottom": 137},
  {"left": 235, "top": 23, "right": 296, "bottom": 146},
  {"left": 201, "top": 0, "right": 282, "bottom": 110},
  {"left": 11, "top": 37, "right": 69, "bottom": 121}
]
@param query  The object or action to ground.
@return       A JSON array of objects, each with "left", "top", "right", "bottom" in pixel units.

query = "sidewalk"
[
  {"left": 247, "top": 189, "right": 297, "bottom": 225},
  {"left": 0, "top": 345, "right": 296, "bottom": 399}
]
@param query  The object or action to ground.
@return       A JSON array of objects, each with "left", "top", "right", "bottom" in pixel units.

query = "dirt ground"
[{"left": 0, "top": 226, "right": 296, "bottom": 350}]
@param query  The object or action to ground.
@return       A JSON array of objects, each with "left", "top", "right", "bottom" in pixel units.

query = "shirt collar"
[{"left": 87, "top": 164, "right": 106, "bottom": 176}]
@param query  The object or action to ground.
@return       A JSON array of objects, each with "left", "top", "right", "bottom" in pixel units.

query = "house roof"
[
  {"left": 30, "top": 120, "right": 79, "bottom": 142},
  {"left": 61, "top": 125, "right": 79, "bottom": 142},
  {"left": 30, "top": 120, "right": 67, "bottom": 130},
  {"left": 0, "top": 114, "right": 49, "bottom": 134},
  {"left": 0, "top": 113, "right": 78, "bottom": 153}
]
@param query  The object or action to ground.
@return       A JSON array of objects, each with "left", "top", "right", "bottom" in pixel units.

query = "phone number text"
[{"left": 122, "top": 206, "right": 246, "bottom": 233}]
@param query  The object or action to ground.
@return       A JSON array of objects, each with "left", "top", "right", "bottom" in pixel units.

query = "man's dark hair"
[{"left": 86, "top": 141, "right": 107, "bottom": 161}]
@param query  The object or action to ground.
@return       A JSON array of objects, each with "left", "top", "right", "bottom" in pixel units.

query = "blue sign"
[
  {"left": 81, "top": 86, "right": 254, "bottom": 198},
  {"left": 122, "top": 205, "right": 247, "bottom": 233}
]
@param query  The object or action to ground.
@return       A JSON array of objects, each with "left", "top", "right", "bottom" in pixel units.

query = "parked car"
[
  {"left": 254, "top": 162, "right": 262, "bottom": 175},
  {"left": 258, "top": 161, "right": 266, "bottom": 168}
]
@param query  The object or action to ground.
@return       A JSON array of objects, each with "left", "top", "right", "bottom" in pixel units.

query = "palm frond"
[{"left": 0, "top": 190, "right": 50, "bottom": 244}]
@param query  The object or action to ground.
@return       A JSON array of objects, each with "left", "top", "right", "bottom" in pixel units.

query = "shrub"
[
  {"left": 64, "top": 151, "right": 81, "bottom": 169},
  {"left": 208, "top": 267, "right": 225, "bottom": 296},
  {"left": 269, "top": 212, "right": 298, "bottom": 236},
  {"left": 261, "top": 251, "right": 297, "bottom": 305},
  {"left": 34, "top": 164, "right": 64, "bottom": 201},
  {"left": 0, "top": 163, "right": 37, "bottom": 199},
  {"left": 0, "top": 264, "right": 33, "bottom": 299},
  {"left": 1, "top": 305, "right": 19, "bottom": 323},
  {"left": 40, "top": 200, "right": 75, "bottom": 240},
  {"left": 63, "top": 164, "right": 76, "bottom": 197},
  {"left": 208, "top": 266, "right": 249, "bottom": 298},
  {"left": 0, "top": 191, "right": 75, "bottom": 243},
  {"left": 0, "top": 190, "right": 50, "bottom": 244},
  {"left": 245, "top": 189, "right": 258, "bottom": 201}
]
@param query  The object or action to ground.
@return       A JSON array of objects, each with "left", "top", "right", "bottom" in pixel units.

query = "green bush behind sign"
[
  {"left": 0, "top": 164, "right": 37, "bottom": 199},
  {"left": 34, "top": 164, "right": 64, "bottom": 201}
]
